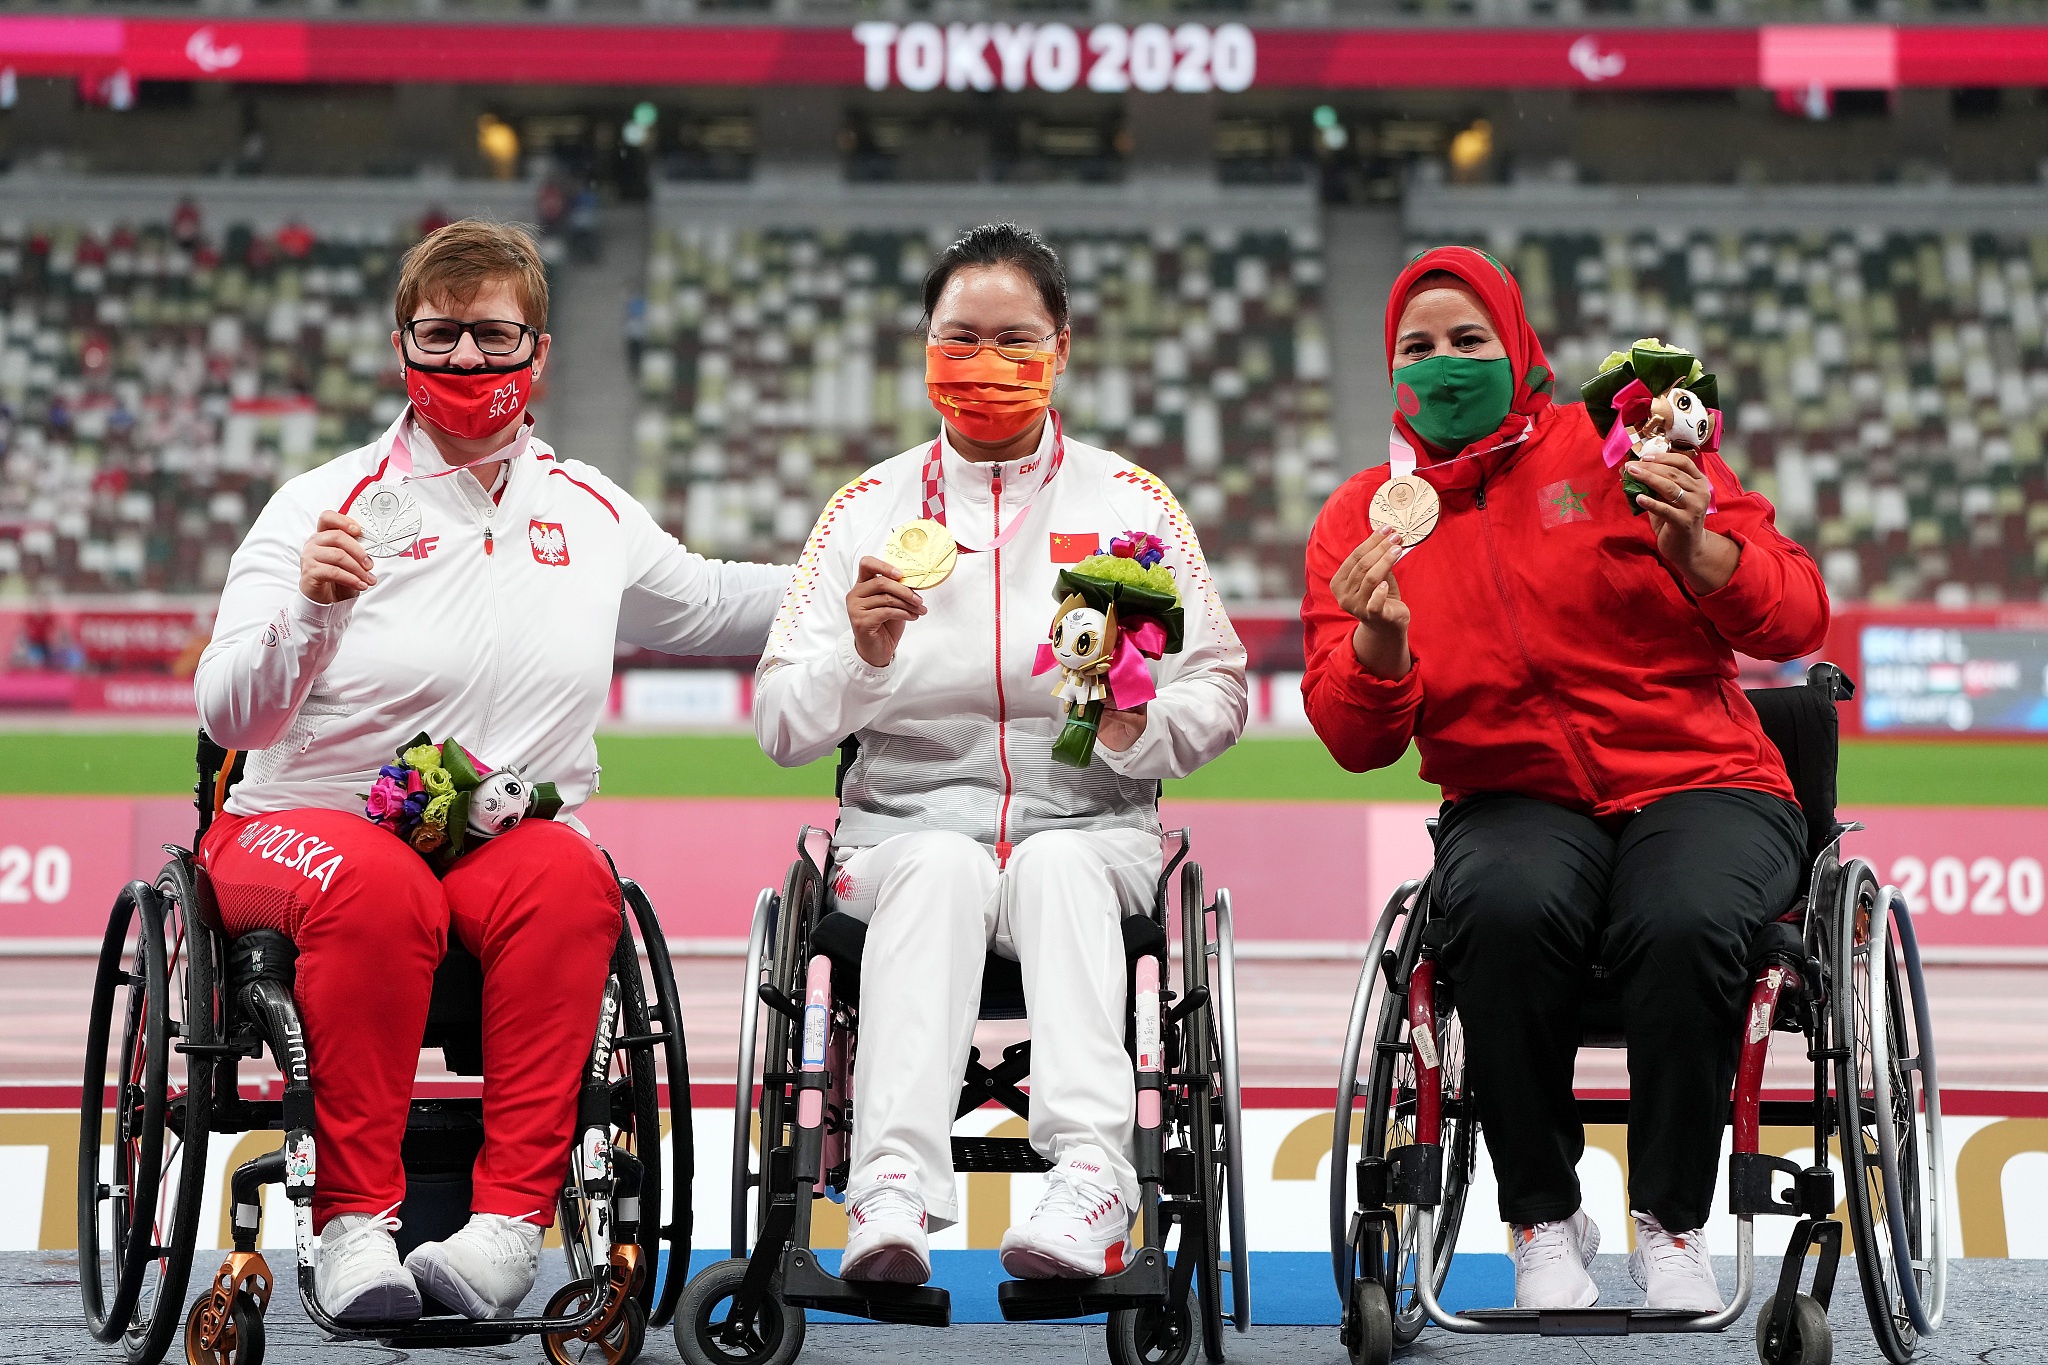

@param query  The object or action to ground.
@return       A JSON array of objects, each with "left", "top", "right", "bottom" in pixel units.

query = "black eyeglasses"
[
  {"left": 930, "top": 330, "right": 1060, "bottom": 362},
  {"left": 404, "top": 318, "right": 538, "bottom": 358}
]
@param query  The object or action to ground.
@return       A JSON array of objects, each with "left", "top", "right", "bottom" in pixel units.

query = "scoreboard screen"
[{"left": 1859, "top": 623, "right": 2048, "bottom": 734}]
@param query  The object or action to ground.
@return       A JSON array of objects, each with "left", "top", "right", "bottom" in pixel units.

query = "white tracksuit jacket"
[
  {"left": 197, "top": 409, "right": 790, "bottom": 819},
  {"left": 753, "top": 422, "right": 1247, "bottom": 1226},
  {"left": 755, "top": 423, "right": 1248, "bottom": 844}
]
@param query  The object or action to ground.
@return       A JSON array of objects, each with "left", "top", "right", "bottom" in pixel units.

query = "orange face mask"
[{"left": 926, "top": 344, "right": 1058, "bottom": 444}]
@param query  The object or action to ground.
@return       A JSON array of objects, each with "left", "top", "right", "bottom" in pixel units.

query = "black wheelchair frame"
[
  {"left": 674, "top": 824, "right": 1249, "bottom": 1365},
  {"left": 76, "top": 734, "right": 698, "bottom": 1365},
  {"left": 1331, "top": 664, "right": 1950, "bottom": 1365}
]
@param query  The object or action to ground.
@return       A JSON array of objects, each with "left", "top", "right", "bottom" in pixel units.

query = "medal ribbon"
[
  {"left": 393, "top": 413, "right": 536, "bottom": 484},
  {"left": 920, "top": 410, "right": 1066, "bottom": 554}
]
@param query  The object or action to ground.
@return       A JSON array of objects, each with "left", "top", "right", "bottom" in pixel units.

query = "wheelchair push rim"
[
  {"left": 621, "top": 877, "right": 697, "bottom": 1328},
  {"left": 1834, "top": 860, "right": 1931, "bottom": 1364},
  {"left": 79, "top": 868, "right": 217, "bottom": 1364}
]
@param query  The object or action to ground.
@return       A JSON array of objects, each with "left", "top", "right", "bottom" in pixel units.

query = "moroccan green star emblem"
[{"left": 1549, "top": 482, "right": 1588, "bottom": 517}]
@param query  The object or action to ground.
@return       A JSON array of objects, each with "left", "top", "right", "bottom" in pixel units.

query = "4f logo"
[
  {"left": 529, "top": 520, "right": 570, "bottom": 566},
  {"left": 488, "top": 379, "right": 523, "bottom": 421}
]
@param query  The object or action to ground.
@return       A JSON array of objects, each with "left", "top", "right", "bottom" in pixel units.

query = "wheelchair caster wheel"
[
  {"left": 184, "top": 1293, "right": 264, "bottom": 1365},
  {"left": 1344, "top": 1278, "right": 1394, "bottom": 1365},
  {"left": 675, "top": 1258, "right": 805, "bottom": 1365},
  {"left": 543, "top": 1282, "right": 648, "bottom": 1365},
  {"left": 1755, "top": 1292, "right": 1832, "bottom": 1365},
  {"left": 1107, "top": 1292, "right": 1195, "bottom": 1365}
]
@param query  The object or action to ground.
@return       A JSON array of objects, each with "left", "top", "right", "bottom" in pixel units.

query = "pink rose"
[{"left": 365, "top": 774, "right": 408, "bottom": 820}]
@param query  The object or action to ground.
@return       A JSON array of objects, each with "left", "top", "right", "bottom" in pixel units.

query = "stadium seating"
[
  {"left": 0, "top": 217, "right": 408, "bottom": 596},
  {"left": 1462, "top": 227, "right": 2048, "bottom": 605},
  {"left": 632, "top": 223, "right": 1339, "bottom": 602}
]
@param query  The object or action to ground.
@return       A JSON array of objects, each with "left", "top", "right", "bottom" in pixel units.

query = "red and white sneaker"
[
  {"left": 1510, "top": 1209, "right": 1600, "bottom": 1309},
  {"left": 999, "top": 1146, "right": 1133, "bottom": 1280},
  {"left": 841, "top": 1157, "right": 931, "bottom": 1285}
]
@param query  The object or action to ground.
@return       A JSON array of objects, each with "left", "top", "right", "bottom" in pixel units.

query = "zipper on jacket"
[
  {"left": 475, "top": 477, "right": 507, "bottom": 747},
  {"left": 1474, "top": 476, "right": 1606, "bottom": 806},
  {"left": 991, "top": 463, "right": 1014, "bottom": 867}
]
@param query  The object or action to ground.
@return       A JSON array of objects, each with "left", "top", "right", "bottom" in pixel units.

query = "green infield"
[{"left": 0, "top": 728, "right": 2043, "bottom": 806}]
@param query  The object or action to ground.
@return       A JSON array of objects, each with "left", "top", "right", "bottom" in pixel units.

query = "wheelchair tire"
[
  {"left": 603, "top": 922, "right": 668, "bottom": 1322},
  {"left": 1177, "top": 861, "right": 1227, "bottom": 1364},
  {"left": 1107, "top": 1290, "right": 1196, "bottom": 1365},
  {"left": 1344, "top": 1278, "right": 1395, "bottom": 1365},
  {"left": 675, "top": 1258, "right": 805, "bottom": 1365},
  {"left": 1353, "top": 882, "right": 1471, "bottom": 1346},
  {"left": 182, "top": 1292, "right": 263, "bottom": 1365},
  {"left": 1831, "top": 861, "right": 1924, "bottom": 1365},
  {"left": 1754, "top": 1292, "right": 1832, "bottom": 1365},
  {"left": 79, "top": 870, "right": 217, "bottom": 1365},
  {"left": 753, "top": 856, "right": 818, "bottom": 1246},
  {"left": 622, "top": 878, "right": 697, "bottom": 1329}
]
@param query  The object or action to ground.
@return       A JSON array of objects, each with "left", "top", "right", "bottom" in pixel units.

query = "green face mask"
[{"left": 1393, "top": 355, "right": 1513, "bottom": 453}]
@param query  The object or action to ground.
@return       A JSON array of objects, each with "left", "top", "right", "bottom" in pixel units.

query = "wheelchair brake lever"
[
  {"left": 757, "top": 982, "right": 805, "bottom": 1024},
  {"left": 1164, "top": 986, "right": 1210, "bottom": 1027}
]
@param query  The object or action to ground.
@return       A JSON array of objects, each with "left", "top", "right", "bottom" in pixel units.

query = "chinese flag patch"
[
  {"left": 529, "top": 520, "right": 570, "bottom": 565},
  {"left": 1049, "top": 531, "right": 1099, "bottom": 563}
]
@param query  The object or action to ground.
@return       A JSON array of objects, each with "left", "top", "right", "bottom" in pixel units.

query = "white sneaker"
[
  {"left": 1510, "top": 1209, "right": 1600, "bottom": 1309},
  {"left": 1628, "top": 1211, "right": 1724, "bottom": 1313},
  {"left": 316, "top": 1205, "right": 422, "bottom": 1324},
  {"left": 999, "top": 1145, "right": 1133, "bottom": 1280},
  {"left": 404, "top": 1211, "right": 544, "bottom": 1320},
  {"left": 841, "top": 1157, "right": 931, "bottom": 1285}
]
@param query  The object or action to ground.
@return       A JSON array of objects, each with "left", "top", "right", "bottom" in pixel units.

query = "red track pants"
[{"left": 199, "top": 810, "right": 622, "bottom": 1230}]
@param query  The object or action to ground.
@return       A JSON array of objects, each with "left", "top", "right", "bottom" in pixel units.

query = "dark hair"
[{"left": 921, "top": 223, "right": 1069, "bottom": 334}]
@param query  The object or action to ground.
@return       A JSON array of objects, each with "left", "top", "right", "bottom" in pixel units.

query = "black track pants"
[{"left": 1433, "top": 788, "right": 1807, "bottom": 1232}]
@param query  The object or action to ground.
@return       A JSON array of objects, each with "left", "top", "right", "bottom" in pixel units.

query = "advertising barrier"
[
  {"left": 0, "top": 18, "right": 2045, "bottom": 92},
  {"left": 3, "top": 795, "right": 2044, "bottom": 962}
]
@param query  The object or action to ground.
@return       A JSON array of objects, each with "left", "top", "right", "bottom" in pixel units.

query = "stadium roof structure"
[{"left": 0, "top": 15, "right": 2045, "bottom": 92}]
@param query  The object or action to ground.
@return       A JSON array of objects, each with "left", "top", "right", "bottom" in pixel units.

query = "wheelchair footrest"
[
  {"left": 1462, "top": 1307, "right": 1717, "bottom": 1336},
  {"left": 951, "top": 1137, "right": 1052, "bottom": 1173},
  {"left": 782, "top": 1248, "right": 952, "bottom": 1327},
  {"left": 995, "top": 1248, "right": 1168, "bottom": 1321}
]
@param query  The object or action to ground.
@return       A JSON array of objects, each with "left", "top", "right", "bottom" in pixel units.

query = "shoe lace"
[
  {"left": 465, "top": 1211, "right": 543, "bottom": 1260},
  {"left": 1513, "top": 1220, "right": 1577, "bottom": 1272},
  {"left": 1035, "top": 1167, "right": 1118, "bottom": 1225},
  {"left": 1637, "top": 1217, "right": 1707, "bottom": 1273},
  {"left": 851, "top": 1180, "right": 923, "bottom": 1227},
  {"left": 326, "top": 1204, "right": 402, "bottom": 1266}
]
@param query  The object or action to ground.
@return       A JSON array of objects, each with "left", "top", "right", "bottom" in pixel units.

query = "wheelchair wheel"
[
  {"left": 1355, "top": 883, "right": 1472, "bottom": 1345},
  {"left": 1344, "top": 1278, "right": 1394, "bottom": 1365},
  {"left": 79, "top": 868, "right": 217, "bottom": 1365},
  {"left": 675, "top": 1258, "right": 806, "bottom": 1365},
  {"left": 621, "top": 879, "right": 697, "bottom": 1329},
  {"left": 543, "top": 1280, "right": 649, "bottom": 1365},
  {"left": 599, "top": 924, "right": 667, "bottom": 1320},
  {"left": 1755, "top": 1292, "right": 1833, "bottom": 1365},
  {"left": 1176, "top": 862, "right": 1228, "bottom": 1362},
  {"left": 1831, "top": 861, "right": 1925, "bottom": 1365},
  {"left": 182, "top": 1292, "right": 263, "bottom": 1365},
  {"left": 751, "top": 854, "right": 819, "bottom": 1245},
  {"left": 1107, "top": 1289, "right": 1196, "bottom": 1365}
]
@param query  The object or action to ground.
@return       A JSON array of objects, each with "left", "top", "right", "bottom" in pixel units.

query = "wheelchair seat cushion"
[{"left": 810, "top": 909, "right": 1170, "bottom": 1023}]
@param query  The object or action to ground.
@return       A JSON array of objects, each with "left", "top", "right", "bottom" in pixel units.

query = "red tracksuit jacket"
[{"left": 1301, "top": 402, "right": 1831, "bottom": 819}]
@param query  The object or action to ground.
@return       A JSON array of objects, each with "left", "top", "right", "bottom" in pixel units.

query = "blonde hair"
[{"left": 394, "top": 219, "right": 549, "bottom": 332}]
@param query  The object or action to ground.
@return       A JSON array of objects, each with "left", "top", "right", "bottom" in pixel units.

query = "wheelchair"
[
  {"left": 1330, "top": 663, "right": 1950, "bottom": 1365},
  {"left": 675, "top": 823, "right": 1249, "bottom": 1365},
  {"left": 76, "top": 733, "right": 698, "bottom": 1365}
]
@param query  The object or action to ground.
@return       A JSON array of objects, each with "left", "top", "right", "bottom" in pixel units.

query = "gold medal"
[
  {"left": 882, "top": 518, "right": 958, "bottom": 589},
  {"left": 1368, "top": 474, "right": 1441, "bottom": 549}
]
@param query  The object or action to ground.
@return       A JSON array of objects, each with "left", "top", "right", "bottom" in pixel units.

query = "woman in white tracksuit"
[{"left": 754, "top": 224, "right": 1247, "bottom": 1285}]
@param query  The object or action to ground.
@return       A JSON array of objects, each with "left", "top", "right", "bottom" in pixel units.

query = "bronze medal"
[
  {"left": 1369, "top": 473, "right": 1441, "bottom": 549},
  {"left": 882, "top": 518, "right": 958, "bottom": 589}
]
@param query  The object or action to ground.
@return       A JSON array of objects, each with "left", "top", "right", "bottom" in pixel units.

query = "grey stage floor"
[{"left": 9, "top": 1252, "right": 2045, "bottom": 1365}]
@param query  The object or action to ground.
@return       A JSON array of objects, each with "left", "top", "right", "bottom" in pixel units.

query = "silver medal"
[{"left": 355, "top": 487, "right": 423, "bottom": 558}]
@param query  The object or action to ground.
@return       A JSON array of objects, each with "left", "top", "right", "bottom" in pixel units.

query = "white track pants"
[{"left": 830, "top": 827, "right": 1162, "bottom": 1228}]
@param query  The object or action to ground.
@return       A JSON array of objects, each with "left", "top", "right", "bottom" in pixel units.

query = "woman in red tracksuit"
[{"left": 1301, "top": 247, "right": 1829, "bottom": 1313}]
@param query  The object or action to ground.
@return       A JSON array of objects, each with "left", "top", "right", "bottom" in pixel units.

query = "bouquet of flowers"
[
  {"left": 363, "top": 732, "right": 561, "bottom": 872},
  {"left": 1580, "top": 337, "right": 1724, "bottom": 515},
  {"left": 1032, "top": 531, "right": 1185, "bottom": 769}
]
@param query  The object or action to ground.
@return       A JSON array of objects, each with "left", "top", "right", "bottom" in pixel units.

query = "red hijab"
[{"left": 1385, "top": 245, "right": 1556, "bottom": 458}]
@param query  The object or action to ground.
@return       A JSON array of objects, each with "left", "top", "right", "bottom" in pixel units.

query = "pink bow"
[{"left": 1032, "top": 617, "right": 1169, "bottom": 709}]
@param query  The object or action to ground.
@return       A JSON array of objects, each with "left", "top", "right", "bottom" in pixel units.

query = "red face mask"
[
  {"left": 406, "top": 362, "right": 533, "bottom": 441},
  {"left": 926, "top": 345, "right": 1057, "bottom": 444}
]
